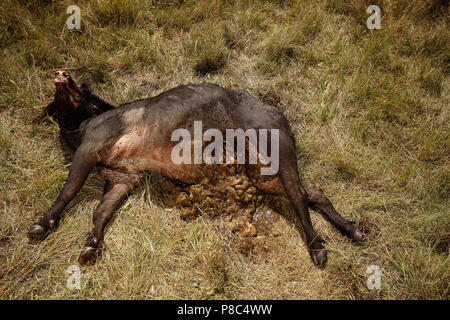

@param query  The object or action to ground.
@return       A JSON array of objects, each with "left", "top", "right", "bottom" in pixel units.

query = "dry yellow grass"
[{"left": 0, "top": 0, "right": 448, "bottom": 299}]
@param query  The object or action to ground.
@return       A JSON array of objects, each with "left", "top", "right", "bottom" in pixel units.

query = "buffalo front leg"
[
  {"left": 27, "top": 144, "right": 98, "bottom": 241},
  {"left": 305, "top": 187, "right": 364, "bottom": 242},
  {"left": 78, "top": 170, "right": 142, "bottom": 265}
]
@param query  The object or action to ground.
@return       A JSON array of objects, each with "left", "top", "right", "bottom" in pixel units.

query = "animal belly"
[{"left": 105, "top": 129, "right": 286, "bottom": 191}]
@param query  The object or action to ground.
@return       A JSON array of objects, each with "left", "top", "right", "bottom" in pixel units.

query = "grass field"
[{"left": 0, "top": 0, "right": 448, "bottom": 299}]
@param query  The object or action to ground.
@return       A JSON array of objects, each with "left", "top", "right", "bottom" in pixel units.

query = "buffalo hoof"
[
  {"left": 78, "top": 246, "right": 102, "bottom": 266},
  {"left": 309, "top": 239, "right": 327, "bottom": 267},
  {"left": 351, "top": 228, "right": 365, "bottom": 243},
  {"left": 311, "top": 248, "right": 328, "bottom": 267},
  {"left": 27, "top": 225, "right": 48, "bottom": 242}
]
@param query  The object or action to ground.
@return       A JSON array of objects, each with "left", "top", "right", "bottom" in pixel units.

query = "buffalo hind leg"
[
  {"left": 78, "top": 169, "right": 142, "bottom": 265},
  {"left": 278, "top": 134, "right": 327, "bottom": 267},
  {"left": 27, "top": 143, "right": 98, "bottom": 241},
  {"left": 305, "top": 187, "right": 364, "bottom": 242}
]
